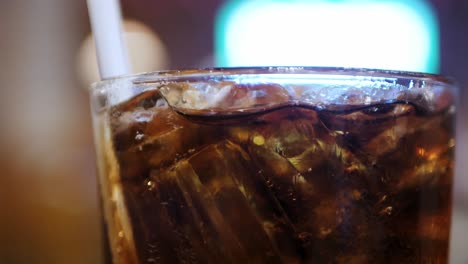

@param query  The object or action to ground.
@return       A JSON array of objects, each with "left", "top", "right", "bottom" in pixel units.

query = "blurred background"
[{"left": 0, "top": 0, "right": 467, "bottom": 263}]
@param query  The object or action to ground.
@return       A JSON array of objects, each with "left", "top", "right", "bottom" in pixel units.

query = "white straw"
[{"left": 87, "top": 0, "right": 131, "bottom": 80}]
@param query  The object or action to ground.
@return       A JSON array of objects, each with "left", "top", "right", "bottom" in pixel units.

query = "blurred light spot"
[
  {"left": 253, "top": 135, "right": 265, "bottom": 145},
  {"left": 417, "top": 147, "right": 427, "bottom": 157},
  {"left": 77, "top": 19, "right": 169, "bottom": 86},
  {"left": 215, "top": 0, "right": 439, "bottom": 73},
  {"left": 448, "top": 138, "right": 455, "bottom": 148}
]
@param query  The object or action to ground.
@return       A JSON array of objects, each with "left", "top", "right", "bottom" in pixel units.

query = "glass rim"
[{"left": 90, "top": 66, "right": 456, "bottom": 90}]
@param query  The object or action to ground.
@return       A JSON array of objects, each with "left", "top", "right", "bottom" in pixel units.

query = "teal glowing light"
[{"left": 215, "top": 0, "right": 439, "bottom": 73}]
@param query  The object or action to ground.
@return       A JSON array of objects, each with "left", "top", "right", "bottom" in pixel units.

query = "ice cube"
[
  {"left": 110, "top": 90, "right": 166, "bottom": 151},
  {"left": 129, "top": 140, "right": 297, "bottom": 263},
  {"left": 166, "top": 161, "right": 248, "bottom": 263},
  {"left": 250, "top": 107, "right": 320, "bottom": 158},
  {"left": 290, "top": 80, "right": 409, "bottom": 108},
  {"left": 287, "top": 139, "right": 366, "bottom": 176},
  {"left": 319, "top": 103, "right": 417, "bottom": 157},
  {"left": 228, "top": 83, "right": 291, "bottom": 110},
  {"left": 148, "top": 165, "right": 230, "bottom": 263},
  {"left": 186, "top": 141, "right": 292, "bottom": 263},
  {"left": 362, "top": 114, "right": 421, "bottom": 159},
  {"left": 114, "top": 108, "right": 223, "bottom": 181},
  {"left": 310, "top": 189, "right": 372, "bottom": 250},
  {"left": 395, "top": 116, "right": 454, "bottom": 191},
  {"left": 159, "top": 81, "right": 236, "bottom": 111},
  {"left": 120, "top": 180, "right": 188, "bottom": 263},
  {"left": 120, "top": 159, "right": 247, "bottom": 263},
  {"left": 114, "top": 122, "right": 193, "bottom": 181},
  {"left": 396, "top": 149, "right": 452, "bottom": 191},
  {"left": 111, "top": 108, "right": 153, "bottom": 151},
  {"left": 247, "top": 142, "right": 318, "bottom": 224},
  {"left": 160, "top": 81, "right": 291, "bottom": 113},
  {"left": 364, "top": 112, "right": 454, "bottom": 194}
]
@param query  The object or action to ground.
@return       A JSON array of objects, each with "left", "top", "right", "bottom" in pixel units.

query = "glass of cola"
[{"left": 90, "top": 68, "right": 456, "bottom": 264}]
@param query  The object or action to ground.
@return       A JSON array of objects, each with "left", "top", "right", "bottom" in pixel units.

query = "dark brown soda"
[{"left": 104, "top": 88, "right": 454, "bottom": 264}]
